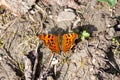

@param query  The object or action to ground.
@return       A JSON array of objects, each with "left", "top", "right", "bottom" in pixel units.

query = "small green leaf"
[
  {"left": 78, "top": 30, "right": 90, "bottom": 41},
  {"left": 108, "top": 0, "right": 116, "bottom": 6},
  {"left": 98, "top": 0, "right": 117, "bottom": 6},
  {"left": 79, "top": 30, "right": 90, "bottom": 41},
  {"left": 82, "top": 31, "right": 90, "bottom": 38}
]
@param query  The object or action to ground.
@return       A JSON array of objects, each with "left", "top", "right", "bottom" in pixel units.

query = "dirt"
[{"left": 0, "top": 0, "right": 120, "bottom": 80}]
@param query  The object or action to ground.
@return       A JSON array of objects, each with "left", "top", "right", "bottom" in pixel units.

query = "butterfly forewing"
[
  {"left": 39, "top": 34, "right": 60, "bottom": 53},
  {"left": 61, "top": 33, "right": 78, "bottom": 53}
]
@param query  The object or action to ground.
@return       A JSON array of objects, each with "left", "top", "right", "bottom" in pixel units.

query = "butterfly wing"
[
  {"left": 39, "top": 34, "right": 60, "bottom": 53},
  {"left": 61, "top": 33, "right": 78, "bottom": 53}
]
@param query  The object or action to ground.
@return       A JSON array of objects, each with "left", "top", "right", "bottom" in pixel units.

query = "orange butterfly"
[{"left": 38, "top": 33, "right": 78, "bottom": 54}]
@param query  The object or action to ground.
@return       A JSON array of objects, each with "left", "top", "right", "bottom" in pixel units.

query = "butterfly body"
[{"left": 39, "top": 33, "right": 78, "bottom": 54}]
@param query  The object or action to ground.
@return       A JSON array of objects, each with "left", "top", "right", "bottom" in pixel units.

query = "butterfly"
[{"left": 38, "top": 33, "right": 78, "bottom": 54}]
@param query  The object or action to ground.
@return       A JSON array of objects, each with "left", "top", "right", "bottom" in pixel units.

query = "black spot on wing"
[
  {"left": 66, "top": 38, "right": 68, "bottom": 41},
  {"left": 51, "top": 36, "right": 54, "bottom": 38},
  {"left": 50, "top": 39, "right": 53, "bottom": 42},
  {"left": 48, "top": 35, "right": 51, "bottom": 38},
  {"left": 68, "top": 34, "right": 70, "bottom": 37}
]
